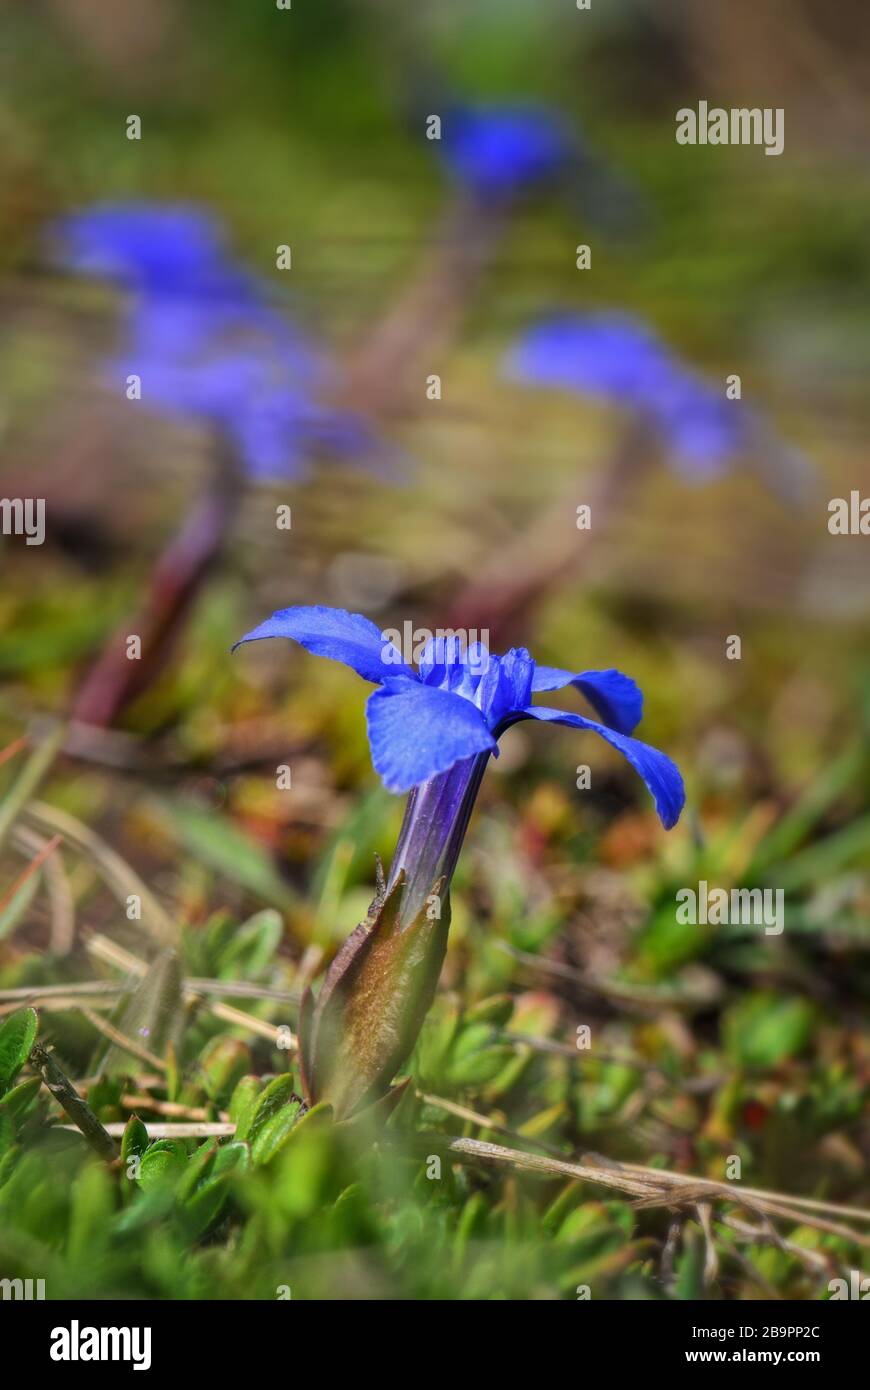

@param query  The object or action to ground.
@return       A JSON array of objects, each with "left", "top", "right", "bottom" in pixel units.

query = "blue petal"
[
  {"left": 128, "top": 289, "right": 327, "bottom": 389},
  {"left": 531, "top": 667, "right": 643, "bottom": 735},
  {"left": 232, "top": 605, "right": 412, "bottom": 684},
  {"left": 505, "top": 313, "right": 674, "bottom": 406},
  {"left": 418, "top": 634, "right": 467, "bottom": 687},
  {"left": 522, "top": 706, "right": 685, "bottom": 829},
  {"left": 55, "top": 201, "right": 400, "bottom": 486},
  {"left": 650, "top": 375, "right": 746, "bottom": 475},
  {"left": 506, "top": 314, "right": 754, "bottom": 481},
  {"left": 477, "top": 647, "right": 535, "bottom": 730},
  {"left": 116, "top": 342, "right": 378, "bottom": 481},
  {"left": 441, "top": 106, "right": 570, "bottom": 202},
  {"left": 51, "top": 203, "right": 228, "bottom": 292},
  {"left": 367, "top": 684, "right": 497, "bottom": 793},
  {"left": 228, "top": 390, "right": 311, "bottom": 482}
]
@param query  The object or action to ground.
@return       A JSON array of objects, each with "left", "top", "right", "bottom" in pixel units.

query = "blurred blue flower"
[
  {"left": 52, "top": 205, "right": 229, "bottom": 292},
  {"left": 440, "top": 105, "right": 572, "bottom": 202},
  {"left": 52, "top": 203, "right": 386, "bottom": 481},
  {"left": 506, "top": 313, "right": 752, "bottom": 478},
  {"left": 233, "top": 604, "right": 684, "bottom": 824}
]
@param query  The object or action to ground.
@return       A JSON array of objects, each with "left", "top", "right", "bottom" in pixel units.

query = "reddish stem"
[
  {"left": 71, "top": 444, "right": 243, "bottom": 730},
  {"left": 342, "top": 194, "right": 507, "bottom": 418},
  {"left": 443, "top": 421, "right": 652, "bottom": 649}
]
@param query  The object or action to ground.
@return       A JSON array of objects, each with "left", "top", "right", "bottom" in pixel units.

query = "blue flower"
[
  {"left": 52, "top": 203, "right": 387, "bottom": 482},
  {"left": 233, "top": 604, "right": 685, "bottom": 829},
  {"left": 506, "top": 313, "right": 751, "bottom": 477},
  {"left": 51, "top": 204, "right": 229, "bottom": 292},
  {"left": 440, "top": 105, "right": 572, "bottom": 202},
  {"left": 238, "top": 607, "right": 685, "bottom": 1109}
]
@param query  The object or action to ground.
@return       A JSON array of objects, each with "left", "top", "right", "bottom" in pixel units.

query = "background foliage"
[{"left": 0, "top": 0, "right": 868, "bottom": 1300}]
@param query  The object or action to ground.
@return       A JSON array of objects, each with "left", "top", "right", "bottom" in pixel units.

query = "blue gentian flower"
[
  {"left": 440, "top": 105, "right": 572, "bottom": 203},
  {"left": 236, "top": 605, "right": 685, "bottom": 1116},
  {"left": 51, "top": 205, "right": 233, "bottom": 292},
  {"left": 506, "top": 313, "right": 751, "bottom": 478},
  {"left": 234, "top": 605, "right": 685, "bottom": 924},
  {"left": 52, "top": 203, "right": 386, "bottom": 482}
]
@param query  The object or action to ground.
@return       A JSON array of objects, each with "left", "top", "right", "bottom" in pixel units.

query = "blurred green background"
[{"left": 0, "top": 0, "right": 868, "bottom": 1301}]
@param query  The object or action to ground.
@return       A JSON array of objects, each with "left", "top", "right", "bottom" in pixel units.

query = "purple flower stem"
[{"left": 387, "top": 749, "right": 491, "bottom": 927}]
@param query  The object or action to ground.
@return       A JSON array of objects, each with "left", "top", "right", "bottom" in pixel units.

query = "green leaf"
[
  {"left": 228, "top": 1074, "right": 261, "bottom": 1126},
  {"left": 723, "top": 993, "right": 815, "bottom": 1068},
  {"left": 138, "top": 1139, "right": 188, "bottom": 1191},
  {"left": 179, "top": 1138, "right": 249, "bottom": 1199},
  {"left": 210, "top": 1140, "right": 250, "bottom": 1178},
  {"left": 176, "top": 1141, "right": 249, "bottom": 1240},
  {"left": 518, "top": 1102, "right": 566, "bottom": 1139},
  {"left": 176, "top": 1140, "right": 220, "bottom": 1204},
  {"left": 542, "top": 1182, "right": 584, "bottom": 1236},
  {"left": 310, "top": 882, "right": 450, "bottom": 1118},
  {"left": 112, "top": 1182, "right": 176, "bottom": 1236},
  {"left": 0, "top": 1007, "right": 38, "bottom": 1097},
  {"left": 451, "top": 1022, "right": 497, "bottom": 1062},
  {"left": 216, "top": 910, "right": 284, "bottom": 978},
  {"left": 635, "top": 901, "right": 711, "bottom": 975},
  {"left": 155, "top": 800, "right": 297, "bottom": 910},
  {"left": 749, "top": 740, "right": 865, "bottom": 872},
  {"left": 0, "top": 870, "right": 40, "bottom": 941},
  {"left": 464, "top": 995, "right": 514, "bottom": 1028},
  {"left": 176, "top": 1173, "right": 230, "bottom": 1241},
  {"left": 199, "top": 1037, "right": 252, "bottom": 1104},
  {"left": 414, "top": 999, "right": 462, "bottom": 1087},
  {"left": 120, "top": 1114, "right": 149, "bottom": 1168},
  {"left": 454, "top": 1193, "right": 489, "bottom": 1267},
  {"left": 235, "top": 1072, "right": 298, "bottom": 1144},
  {"left": 0, "top": 609, "right": 117, "bottom": 675},
  {"left": 67, "top": 1162, "right": 114, "bottom": 1267},
  {"left": 93, "top": 949, "right": 183, "bottom": 1078},
  {"left": 770, "top": 814, "right": 870, "bottom": 893},
  {"left": 250, "top": 1100, "right": 302, "bottom": 1165},
  {"left": 165, "top": 1041, "right": 180, "bottom": 1104},
  {"left": 275, "top": 1100, "right": 332, "bottom": 1159},
  {"left": 0, "top": 1073, "right": 41, "bottom": 1119},
  {"left": 0, "top": 1108, "right": 14, "bottom": 1160},
  {"left": 675, "top": 1224, "right": 707, "bottom": 1301},
  {"left": 448, "top": 1045, "right": 515, "bottom": 1088}
]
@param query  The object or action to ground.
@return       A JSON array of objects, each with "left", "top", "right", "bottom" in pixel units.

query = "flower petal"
[
  {"left": 523, "top": 706, "right": 684, "bottom": 829},
  {"left": 367, "top": 684, "right": 497, "bottom": 793},
  {"left": 650, "top": 375, "right": 747, "bottom": 476},
  {"left": 51, "top": 203, "right": 227, "bottom": 291},
  {"left": 232, "top": 605, "right": 412, "bottom": 684},
  {"left": 505, "top": 313, "right": 673, "bottom": 405},
  {"left": 531, "top": 667, "right": 643, "bottom": 735},
  {"left": 442, "top": 106, "right": 570, "bottom": 202},
  {"left": 418, "top": 633, "right": 466, "bottom": 687},
  {"left": 478, "top": 647, "right": 535, "bottom": 730}
]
